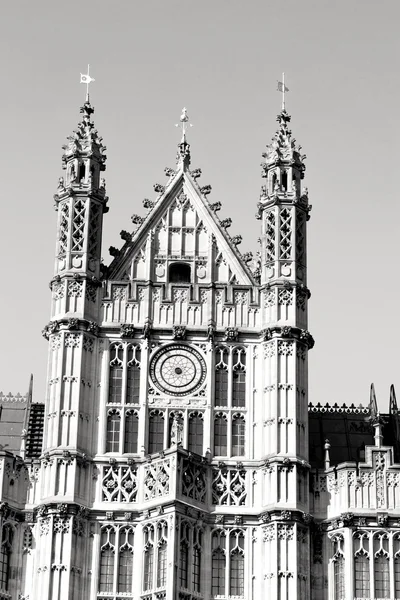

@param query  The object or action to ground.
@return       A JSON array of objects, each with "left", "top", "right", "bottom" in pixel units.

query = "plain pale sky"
[{"left": 0, "top": 0, "right": 399, "bottom": 411}]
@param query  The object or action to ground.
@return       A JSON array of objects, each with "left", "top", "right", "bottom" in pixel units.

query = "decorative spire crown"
[
  {"left": 61, "top": 100, "right": 107, "bottom": 168},
  {"left": 261, "top": 109, "right": 306, "bottom": 177},
  {"left": 175, "top": 107, "right": 192, "bottom": 170}
]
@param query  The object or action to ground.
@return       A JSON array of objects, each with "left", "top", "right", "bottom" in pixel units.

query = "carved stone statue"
[{"left": 170, "top": 416, "right": 183, "bottom": 446}]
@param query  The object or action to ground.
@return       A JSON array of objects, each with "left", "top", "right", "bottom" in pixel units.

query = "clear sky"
[{"left": 0, "top": 0, "right": 399, "bottom": 411}]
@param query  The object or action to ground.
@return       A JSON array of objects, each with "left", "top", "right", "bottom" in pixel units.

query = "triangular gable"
[{"left": 108, "top": 169, "right": 254, "bottom": 286}]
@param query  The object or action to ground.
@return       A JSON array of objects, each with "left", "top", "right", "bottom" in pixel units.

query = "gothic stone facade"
[{"left": 0, "top": 101, "right": 399, "bottom": 600}]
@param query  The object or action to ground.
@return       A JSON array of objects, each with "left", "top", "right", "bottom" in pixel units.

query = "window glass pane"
[
  {"left": 375, "top": 556, "right": 390, "bottom": 598},
  {"left": 354, "top": 556, "right": 370, "bottom": 596},
  {"left": 215, "top": 368, "right": 228, "bottom": 406},
  {"left": 149, "top": 413, "right": 164, "bottom": 454},
  {"left": 334, "top": 556, "right": 345, "bottom": 600},
  {"left": 143, "top": 547, "right": 154, "bottom": 591},
  {"left": 232, "top": 370, "right": 246, "bottom": 407},
  {"left": 193, "top": 547, "right": 201, "bottom": 592},
  {"left": 157, "top": 542, "right": 167, "bottom": 588},
  {"left": 230, "top": 551, "right": 244, "bottom": 596},
  {"left": 212, "top": 549, "right": 225, "bottom": 596},
  {"left": 179, "top": 544, "right": 188, "bottom": 589},
  {"left": 109, "top": 367, "right": 123, "bottom": 403},
  {"left": 124, "top": 412, "right": 139, "bottom": 453},
  {"left": 188, "top": 415, "right": 203, "bottom": 455},
  {"left": 232, "top": 416, "right": 245, "bottom": 456},
  {"left": 127, "top": 364, "right": 140, "bottom": 404},
  {"left": 395, "top": 559, "right": 400, "bottom": 596},
  {"left": 118, "top": 549, "right": 133, "bottom": 592},
  {"left": 99, "top": 549, "right": 114, "bottom": 593},
  {"left": 106, "top": 413, "right": 120, "bottom": 453},
  {"left": 214, "top": 416, "right": 227, "bottom": 456}
]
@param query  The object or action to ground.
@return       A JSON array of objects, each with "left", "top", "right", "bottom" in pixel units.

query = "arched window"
[
  {"left": 0, "top": 526, "right": 12, "bottom": 591},
  {"left": 143, "top": 526, "right": 154, "bottom": 592},
  {"left": 212, "top": 532, "right": 226, "bottom": 596},
  {"left": 118, "top": 528, "right": 134, "bottom": 593},
  {"left": 214, "top": 414, "right": 228, "bottom": 456},
  {"left": 109, "top": 344, "right": 123, "bottom": 403},
  {"left": 230, "top": 531, "right": 245, "bottom": 596},
  {"left": 148, "top": 410, "right": 165, "bottom": 454},
  {"left": 127, "top": 345, "right": 141, "bottom": 404},
  {"left": 232, "top": 349, "right": 246, "bottom": 407},
  {"left": 169, "top": 262, "right": 191, "bottom": 283},
  {"left": 179, "top": 524, "right": 189, "bottom": 589},
  {"left": 334, "top": 556, "right": 345, "bottom": 600},
  {"left": 124, "top": 411, "right": 139, "bottom": 454},
  {"left": 215, "top": 347, "right": 229, "bottom": 407},
  {"left": 106, "top": 411, "right": 121, "bottom": 453},
  {"left": 192, "top": 529, "right": 202, "bottom": 592},
  {"left": 157, "top": 541, "right": 167, "bottom": 588},
  {"left": 395, "top": 535, "right": 400, "bottom": 597},
  {"left": 354, "top": 532, "right": 370, "bottom": 598},
  {"left": 99, "top": 527, "right": 115, "bottom": 593},
  {"left": 188, "top": 412, "right": 203, "bottom": 455},
  {"left": 232, "top": 415, "right": 245, "bottom": 456},
  {"left": 79, "top": 162, "right": 86, "bottom": 182},
  {"left": 374, "top": 534, "right": 390, "bottom": 599}
]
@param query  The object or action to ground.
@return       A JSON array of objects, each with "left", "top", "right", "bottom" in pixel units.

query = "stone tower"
[{"left": 19, "top": 102, "right": 313, "bottom": 600}]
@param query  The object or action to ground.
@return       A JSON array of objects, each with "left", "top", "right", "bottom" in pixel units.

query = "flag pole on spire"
[
  {"left": 80, "top": 64, "right": 95, "bottom": 102},
  {"left": 277, "top": 73, "right": 289, "bottom": 111},
  {"left": 175, "top": 107, "right": 193, "bottom": 142}
]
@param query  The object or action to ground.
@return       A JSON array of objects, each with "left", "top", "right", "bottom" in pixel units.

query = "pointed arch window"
[
  {"left": 99, "top": 527, "right": 116, "bottom": 593},
  {"left": 109, "top": 343, "right": 124, "bottom": 403},
  {"left": 331, "top": 534, "right": 345, "bottom": 600},
  {"left": 157, "top": 540, "right": 167, "bottom": 588},
  {"left": 215, "top": 348, "right": 229, "bottom": 407},
  {"left": 106, "top": 410, "right": 121, "bottom": 453},
  {"left": 354, "top": 532, "right": 370, "bottom": 598},
  {"left": 143, "top": 525, "right": 155, "bottom": 592},
  {"left": 214, "top": 413, "right": 228, "bottom": 456},
  {"left": 179, "top": 523, "right": 190, "bottom": 589},
  {"left": 124, "top": 410, "right": 139, "bottom": 454},
  {"left": 126, "top": 345, "right": 141, "bottom": 404},
  {"left": 192, "top": 528, "right": 202, "bottom": 593},
  {"left": 374, "top": 533, "right": 390, "bottom": 599},
  {"left": 232, "top": 349, "right": 246, "bottom": 408},
  {"left": 232, "top": 414, "right": 246, "bottom": 456},
  {"left": 117, "top": 528, "right": 134, "bottom": 593},
  {"left": 394, "top": 534, "right": 400, "bottom": 597},
  {"left": 0, "top": 525, "right": 12, "bottom": 592},
  {"left": 148, "top": 410, "right": 165, "bottom": 454},
  {"left": 212, "top": 531, "right": 226, "bottom": 596},
  {"left": 229, "top": 530, "right": 245, "bottom": 596},
  {"left": 188, "top": 412, "right": 204, "bottom": 455}
]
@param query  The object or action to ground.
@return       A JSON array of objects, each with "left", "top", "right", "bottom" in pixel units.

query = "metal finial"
[
  {"left": 277, "top": 73, "right": 289, "bottom": 111},
  {"left": 175, "top": 107, "right": 193, "bottom": 142},
  {"left": 80, "top": 64, "right": 95, "bottom": 102}
]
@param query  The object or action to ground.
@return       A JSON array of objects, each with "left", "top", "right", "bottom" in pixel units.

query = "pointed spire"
[
  {"left": 262, "top": 109, "right": 306, "bottom": 175},
  {"left": 175, "top": 107, "right": 191, "bottom": 170},
  {"left": 369, "top": 383, "right": 378, "bottom": 420},
  {"left": 390, "top": 384, "right": 398, "bottom": 414}
]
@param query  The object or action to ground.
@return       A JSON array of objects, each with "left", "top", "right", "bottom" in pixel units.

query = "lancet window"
[
  {"left": 0, "top": 525, "right": 12, "bottom": 592},
  {"left": 98, "top": 525, "right": 134, "bottom": 599},
  {"left": 142, "top": 520, "right": 169, "bottom": 593},
  {"left": 178, "top": 521, "right": 203, "bottom": 593},
  {"left": 213, "top": 347, "right": 247, "bottom": 457},
  {"left": 211, "top": 529, "right": 245, "bottom": 597},
  {"left": 106, "top": 343, "right": 141, "bottom": 455},
  {"left": 352, "top": 530, "right": 393, "bottom": 599},
  {"left": 330, "top": 534, "right": 345, "bottom": 600}
]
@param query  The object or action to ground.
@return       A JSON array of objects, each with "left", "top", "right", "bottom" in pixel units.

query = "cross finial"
[
  {"left": 277, "top": 73, "right": 289, "bottom": 111},
  {"left": 80, "top": 64, "right": 95, "bottom": 102},
  {"left": 175, "top": 107, "right": 193, "bottom": 142}
]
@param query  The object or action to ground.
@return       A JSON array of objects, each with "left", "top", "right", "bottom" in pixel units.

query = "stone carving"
[
  {"left": 200, "top": 185, "right": 212, "bottom": 196},
  {"left": 86, "top": 321, "right": 99, "bottom": 335},
  {"left": 120, "top": 324, "right": 135, "bottom": 338},
  {"left": 231, "top": 235, "right": 242, "bottom": 246},
  {"left": 64, "top": 333, "right": 80, "bottom": 348},
  {"left": 224, "top": 327, "right": 238, "bottom": 342},
  {"left": 180, "top": 458, "right": 206, "bottom": 503},
  {"left": 102, "top": 465, "right": 138, "bottom": 503},
  {"left": 212, "top": 467, "right": 247, "bottom": 506},
  {"left": 277, "top": 341, "right": 293, "bottom": 356},
  {"left": 209, "top": 201, "right": 222, "bottom": 212},
  {"left": 67, "top": 280, "right": 83, "bottom": 298},
  {"left": 42, "top": 320, "right": 60, "bottom": 340},
  {"left": 153, "top": 184, "right": 165, "bottom": 194},
  {"left": 67, "top": 318, "right": 79, "bottom": 329},
  {"left": 143, "top": 458, "right": 171, "bottom": 500},
  {"left": 170, "top": 415, "right": 184, "bottom": 446},
  {"left": 143, "top": 198, "right": 155, "bottom": 210},
  {"left": 190, "top": 168, "right": 202, "bottom": 180},
  {"left": 220, "top": 218, "right": 232, "bottom": 229},
  {"left": 109, "top": 246, "right": 120, "bottom": 257},
  {"left": 277, "top": 524, "right": 294, "bottom": 539},
  {"left": 172, "top": 325, "right": 186, "bottom": 340}
]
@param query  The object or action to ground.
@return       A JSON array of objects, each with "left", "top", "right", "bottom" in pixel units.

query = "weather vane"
[
  {"left": 175, "top": 107, "right": 193, "bottom": 141},
  {"left": 80, "top": 64, "right": 95, "bottom": 102},
  {"left": 277, "top": 73, "right": 289, "bottom": 110}
]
